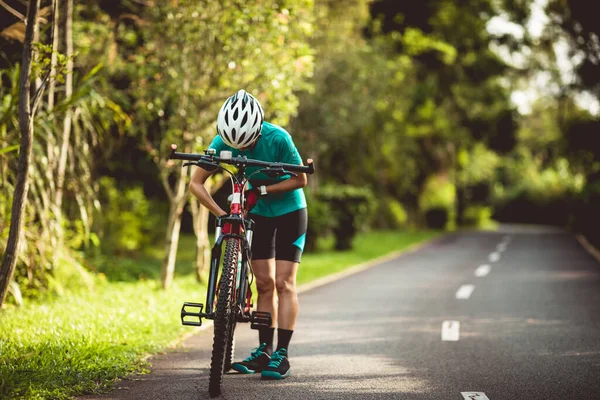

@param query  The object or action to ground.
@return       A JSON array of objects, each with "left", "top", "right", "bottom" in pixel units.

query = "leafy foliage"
[
  {"left": 95, "top": 177, "right": 166, "bottom": 254},
  {"left": 305, "top": 189, "right": 335, "bottom": 252},
  {"left": 1, "top": 56, "right": 128, "bottom": 301},
  {"left": 317, "top": 184, "right": 376, "bottom": 250},
  {"left": 374, "top": 196, "right": 409, "bottom": 230}
]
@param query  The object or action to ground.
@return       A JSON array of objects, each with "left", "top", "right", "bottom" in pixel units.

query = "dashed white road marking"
[
  {"left": 497, "top": 242, "right": 507, "bottom": 252},
  {"left": 442, "top": 320, "right": 460, "bottom": 341},
  {"left": 461, "top": 392, "right": 490, "bottom": 400},
  {"left": 502, "top": 235, "right": 511, "bottom": 243},
  {"left": 474, "top": 264, "right": 491, "bottom": 277},
  {"left": 488, "top": 252, "right": 500, "bottom": 263},
  {"left": 456, "top": 284, "right": 475, "bottom": 299}
]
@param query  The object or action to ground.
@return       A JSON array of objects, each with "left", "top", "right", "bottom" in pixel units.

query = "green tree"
[
  {"left": 1, "top": 1, "right": 128, "bottom": 303},
  {"left": 1, "top": 0, "right": 45, "bottom": 308},
  {"left": 368, "top": 0, "right": 524, "bottom": 226},
  {"left": 544, "top": 0, "right": 600, "bottom": 243}
]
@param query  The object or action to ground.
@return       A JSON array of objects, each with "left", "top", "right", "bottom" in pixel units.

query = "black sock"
[
  {"left": 259, "top": 327, "right": 275, "bottom": 354},
  {"left": 276, "top": 328, "right": 293, "bottom": 353}
]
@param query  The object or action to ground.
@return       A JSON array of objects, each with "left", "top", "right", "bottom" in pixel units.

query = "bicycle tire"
[
  {"left": 224, "top": 248, "right": 240, "bottom": 372},
  {"left": 208, "top": 238, "right": 238, "bottom": 398},
  {"left": 224, "top": 314, "right": 236, "bottom": 372}
]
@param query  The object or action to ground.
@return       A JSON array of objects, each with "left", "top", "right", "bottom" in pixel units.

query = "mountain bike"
[{"left": 169, "top": 145, "right": 314, "bottom": 398}]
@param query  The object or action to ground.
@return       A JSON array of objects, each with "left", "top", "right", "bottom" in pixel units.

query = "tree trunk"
[
  {"left": 55, "top": 0, "right": 73, "bottom": 214},
  {"left": 0, "top": 0, "right": 41, "bottom": 309},
  {"left": 190, "top": 173, "right": 228, "bottom": 282},
  {"left": 190, "top": 197, "right": 211, "bottom": 283},
  {"left": 159, "top": 66, "right": 193, "bottom": 290},
  {"left": 160, "top": 168, "right": 188, "bottom": 290},
  {"left": 190, "top": 176, "right": 220, "bottom": 282},
  {"left": 46, "top": 0, "right": 59, "bottom": 175},
  {"left": 47, "top": 0, "right": 59, "bottom": 111}
]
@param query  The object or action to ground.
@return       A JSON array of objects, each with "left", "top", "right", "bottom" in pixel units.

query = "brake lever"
[
  {"left": 182, "top": 160, "right": 220, "bottom": 171},
  {"left": 265, "top": 167, "right": 296, "bottom": 178}
]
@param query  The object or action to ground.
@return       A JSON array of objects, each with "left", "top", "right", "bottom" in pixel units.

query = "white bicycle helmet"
[{"left": 216, "top": 89, "right": 264, "bottom": 149}]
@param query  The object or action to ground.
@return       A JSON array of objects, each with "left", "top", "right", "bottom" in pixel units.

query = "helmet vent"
[
  {"left": 224, "top": 110, "right": 229, "bottom": 125},
  {"left": 238, "top": 132, "right": 246, "bottom": 145},
  {"left": 233, "top": 108, "right": 239, "bottom": 121},
  {"left": 224, "top": 130, "right": 233, "bottom": 145},
  {"left": 241, "top": 112, "right": 248, "bottom": 127},
  {"left": 231, "top": 128, "right": 237, "bottom": 141}
]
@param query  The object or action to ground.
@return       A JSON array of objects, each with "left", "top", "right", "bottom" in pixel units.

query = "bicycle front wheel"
[
  {"left": 224, "top": 311, "right": 237, "bottom": 372},
  {"left": 208, "top": 238, "right": 239, "bottom": 398},
  {"left": 224, "top": 248, "right": 242, "bottom": 372}
]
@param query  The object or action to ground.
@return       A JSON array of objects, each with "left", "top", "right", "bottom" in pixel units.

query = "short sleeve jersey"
[{"left": 208, "top": 121, "right": 307, "bottom": 217}]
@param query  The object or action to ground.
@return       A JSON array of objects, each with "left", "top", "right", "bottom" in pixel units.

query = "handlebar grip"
[
  {"left": 306, "top": 161, "right": 315, "bottom": 175},
  {"left": 169, "top": 145, "right": 190, "bottom": 160}
]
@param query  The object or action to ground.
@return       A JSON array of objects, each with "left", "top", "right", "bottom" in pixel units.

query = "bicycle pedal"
[
  {"left": 250, "top": 311, "right": 272, "bottom": 330},
  {"left": 181, "top": 302, "right": 204, "bottom": 327}
]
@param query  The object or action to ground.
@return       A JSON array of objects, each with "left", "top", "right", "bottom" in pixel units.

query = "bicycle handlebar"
[{"left": 169, "top": 144, "right": 315, "bottom": 175}]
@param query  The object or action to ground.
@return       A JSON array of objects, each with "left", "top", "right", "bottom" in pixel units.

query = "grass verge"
[{"left": 0, "top": 230, "right": 437, "bottom": 399}]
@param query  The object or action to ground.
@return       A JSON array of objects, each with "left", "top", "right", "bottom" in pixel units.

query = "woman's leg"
[
  {"left": 275, "top": 260, "right": 299, "bottom": 330},
  {"left": 253, "top": 259, "right": 277, "bottom": 327},
  {"left": 272, "top": 208, "right": 306, "bottom": 351},
  {"left": 230, "top": 258, "right": 276, "bottom": 374},
  {"left": 231, "top": 215, "right": 277, "bottom": 374}
]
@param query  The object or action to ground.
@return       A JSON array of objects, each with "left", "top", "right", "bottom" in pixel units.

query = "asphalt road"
[{"left": 82, "top": 226, "right": 600, "bottom": 399}]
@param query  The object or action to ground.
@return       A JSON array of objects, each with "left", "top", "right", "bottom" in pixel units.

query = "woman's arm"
[
  {"left": 260, "top": 159, "right": 312, "bottom": 195},
  {"left": 189, "top": 167, "right": 228, "bottom": 217}
]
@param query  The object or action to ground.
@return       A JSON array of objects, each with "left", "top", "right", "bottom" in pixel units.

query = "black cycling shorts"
[{"left": 249, "top": 208, "right": 308, "bottom": 263}]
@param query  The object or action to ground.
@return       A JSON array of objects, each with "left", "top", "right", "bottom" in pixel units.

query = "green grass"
[{"left": 0, "top": 230, "right": 437, "bottom": 399}]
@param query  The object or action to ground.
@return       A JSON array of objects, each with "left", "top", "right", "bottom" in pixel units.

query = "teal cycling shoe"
[
  {"left": 231, "top": 343, "right": 271, "bottom": 374},
  {"left": 261, "top": 348, "right": 291, "bottom": 380}
]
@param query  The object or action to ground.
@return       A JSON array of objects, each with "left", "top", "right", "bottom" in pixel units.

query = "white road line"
[
  {"left": 441, "top": 320, "right": 460, "bottom": 341},
  {"left": 497, "top": 242, "right": 507, "bottom": 252},
  {"left": 456, "top": 284, "right": 475, "bottom": 299},
  {"left": 502, "top": 235, "right": 511, "bottom": 243},
  {"left": 488, "top": 252, "right": 500, "bottom": 263},
  {"left": 461, "top": 392, "right": 490, "bottom": 400},
  {"left": 474, "top": 264, "right": 491, "bottom": 277}
]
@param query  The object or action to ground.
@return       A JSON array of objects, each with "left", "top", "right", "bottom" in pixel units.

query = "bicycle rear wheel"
[{"left": 208, "top": 238, "right": 238, "bottom": 398}]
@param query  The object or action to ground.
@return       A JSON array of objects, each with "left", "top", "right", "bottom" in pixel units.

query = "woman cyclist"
[{"left": 189, "top": 89, "right": 310, "bottom": 380}]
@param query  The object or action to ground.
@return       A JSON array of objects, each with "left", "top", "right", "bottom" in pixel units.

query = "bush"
[
  {"left": 317, "top": 184, "right": 376, "bottom": 250},
  {"left": 463, "top": 205, "right": 494, "bottom": 228},
  {"left": 95, "top": 177, "right": 166, "bottom": 255},
  {"left": 305, "top": 189, "right": 335, "bottom": 252},
  {"left": 374, "top": 196, "right": 408, "bottom": 229},
  {"left": 419, "top": 174, "right": 456, "bottom": 230}
]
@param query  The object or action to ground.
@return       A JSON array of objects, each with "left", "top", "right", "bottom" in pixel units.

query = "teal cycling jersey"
[{"left": 208, "top": 121, "right": 307, "bottom": 217}]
